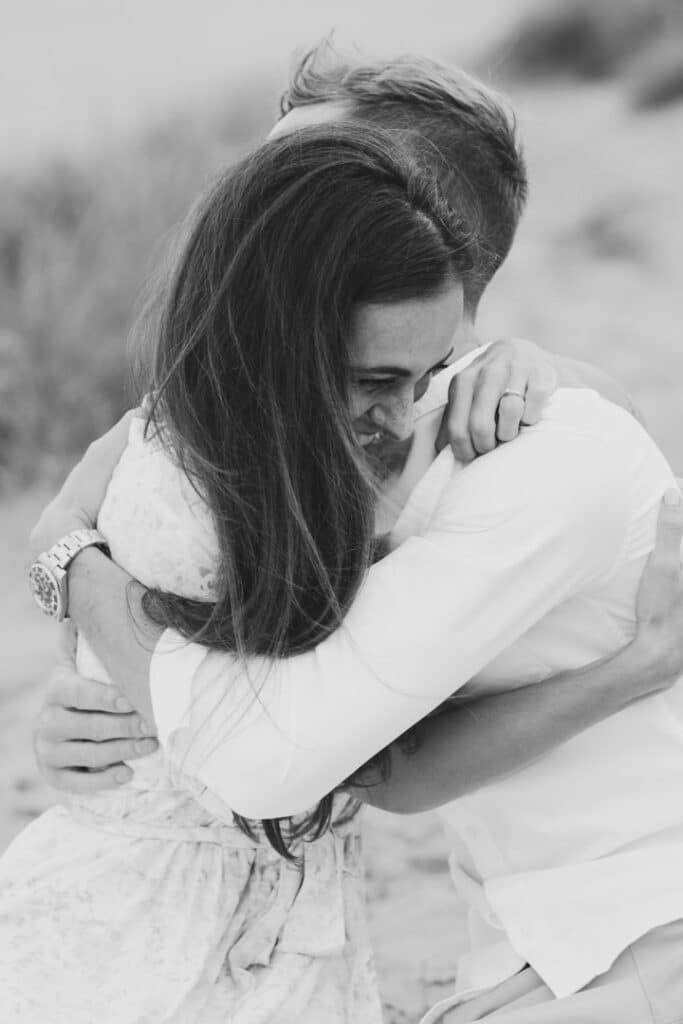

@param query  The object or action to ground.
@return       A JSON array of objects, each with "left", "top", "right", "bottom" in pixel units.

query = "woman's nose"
[{"left": 368, "top": 397, "right": 415, "bottom": 441}]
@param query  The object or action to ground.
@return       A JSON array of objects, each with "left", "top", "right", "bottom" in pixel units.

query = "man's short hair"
[{"left": 281, "top": 43, "right": 528, "bottom": 313}]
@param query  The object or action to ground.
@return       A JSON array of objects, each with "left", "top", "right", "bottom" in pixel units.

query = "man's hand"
[
  {"left": 436, "top": 338, "right": 558, "bottom": 462},
  {"left": 30, "top": 411, "right": 135, "bottom": 555},
  {"left": 631, "top": 485, "right": 683, "bottom": 685},
  {"left": 34, "top": 630, "right": 158, "bottom": 793}
]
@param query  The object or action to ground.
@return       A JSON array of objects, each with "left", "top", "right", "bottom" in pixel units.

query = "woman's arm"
[{"left": 67, "top": 553, "right": 159, "bottom": 725}]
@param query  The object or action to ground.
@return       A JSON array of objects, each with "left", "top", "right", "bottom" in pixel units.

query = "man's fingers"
[
  {"left": 45, "top": 670, "right": 134, "bottom": 714},
  {"left": 652, "top": 488, "right": 683, "bottom": 570},
  {"left": 45, "top": 764, "right": 134, "bottom": 794},
  {"left": 38, "top": 706, "right": 153, "bottom": 742},
  {"left": 636, "top": 489, "right": 683, "bottom": 621},
  {"left": 46, "top": 737, "right": 158, "bottom": 770}
]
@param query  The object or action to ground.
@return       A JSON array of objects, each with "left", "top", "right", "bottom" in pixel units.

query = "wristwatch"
[{"left": 28, "top": 528, "right": 110, "bottom": 620}]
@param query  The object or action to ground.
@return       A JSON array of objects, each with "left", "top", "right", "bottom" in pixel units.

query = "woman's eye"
[
  {"left": 413, "top": 363, "right": 450, "bottom": 402},
  {"left": 358, "top": 378, "right": 393, "bottom": 393}
]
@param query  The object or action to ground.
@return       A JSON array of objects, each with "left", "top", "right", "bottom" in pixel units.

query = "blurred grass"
[
  {"left": 487, "top": 0, "right": 683, "bottom": 95},
  {"left": 0, "top": 78, "right": 278, "bottom": 489}
]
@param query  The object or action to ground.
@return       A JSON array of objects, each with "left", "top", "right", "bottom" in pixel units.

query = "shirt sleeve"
[{"left": 150, "top": 392, "right": 632, "bottom": 818}]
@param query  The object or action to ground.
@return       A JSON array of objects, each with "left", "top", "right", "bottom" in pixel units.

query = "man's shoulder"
[
  {"left": 530, "top": 387, "right": 636, "bottom": 436},
  {"left": 528, "top": 389, "right": 664, "bottom": 470},
  {"left": 433, "top": 388, "right": 665, "bottom": 530}
]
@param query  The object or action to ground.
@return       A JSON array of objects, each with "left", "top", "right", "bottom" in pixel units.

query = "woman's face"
[{"left": 348, "top": 279, "right": 464, "bottom": 449}]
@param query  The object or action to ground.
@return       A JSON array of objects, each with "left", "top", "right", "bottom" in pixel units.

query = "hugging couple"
[{"left": 5, "top": 41, "right": 683, "bottom": 1024}]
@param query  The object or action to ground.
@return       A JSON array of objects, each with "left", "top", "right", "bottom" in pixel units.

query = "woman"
[
  {"left": 2, "top": 121, "right": 490, "bottom": 1023},
  {"left": 9, "top": 122, "right": 683, "bottom": 1024}
]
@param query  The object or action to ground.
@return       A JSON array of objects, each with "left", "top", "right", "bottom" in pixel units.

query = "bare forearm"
[
  {"left": 68, "top": 549, "right": 160, "bottom": 723},
  {"left": 352, "top": 645, "right": 663, "bottom": 813},
  {"left": 556, "top": 355, "right": 643, "bottom": 423}
]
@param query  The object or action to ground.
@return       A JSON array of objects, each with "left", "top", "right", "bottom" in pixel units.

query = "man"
[{"left": 31, "top": 50, "right": 680, "bottom": 1023}]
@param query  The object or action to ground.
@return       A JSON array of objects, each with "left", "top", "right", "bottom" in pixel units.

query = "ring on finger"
[{"left": 500, "top": 388, "right": 527, "bottom": 401}]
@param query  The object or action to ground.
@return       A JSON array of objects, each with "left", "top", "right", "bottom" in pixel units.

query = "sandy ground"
[{"left": 0, "top": 489, "right": 464, "bottom": 1021}]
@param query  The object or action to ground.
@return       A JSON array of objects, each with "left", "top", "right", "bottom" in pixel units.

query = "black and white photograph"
[{"left": 2, "top": 1, "right": 683, "bottom": 1021}]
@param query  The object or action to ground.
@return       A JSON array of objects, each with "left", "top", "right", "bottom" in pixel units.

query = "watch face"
[{"left": 29, "top": 562, "right": 61, "bottom": 617}]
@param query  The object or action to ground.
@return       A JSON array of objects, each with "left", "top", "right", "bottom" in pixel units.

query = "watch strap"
[{"left": 46, "top": 528, "right": 110, "bottom": 570}]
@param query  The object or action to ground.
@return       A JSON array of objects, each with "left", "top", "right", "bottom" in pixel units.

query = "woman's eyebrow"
[
  {"left": 352, "top": 347, "right": 454, "bottom": 378},
  {"left": 350, "top": 364, "right": 412, "bottom": 378}
]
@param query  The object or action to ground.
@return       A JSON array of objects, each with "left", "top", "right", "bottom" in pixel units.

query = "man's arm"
[
  {"left": 351, "top": 660, "right": 645, "bottom": 812},
  {"left": 351, "top": 643, "right": 676, "bottom": 812}
]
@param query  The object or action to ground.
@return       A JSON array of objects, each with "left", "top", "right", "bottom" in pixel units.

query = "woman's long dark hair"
[{"left": 138, "top": 123, "right": 473, "bottom": 856}]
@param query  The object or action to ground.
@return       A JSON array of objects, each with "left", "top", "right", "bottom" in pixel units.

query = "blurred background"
[{"left": 1, "top": 1, "right": 682, "bottom": 1019}]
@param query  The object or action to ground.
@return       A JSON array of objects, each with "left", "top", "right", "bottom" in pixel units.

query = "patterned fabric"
[{"left": 0, "top": 417, "right": 382, "bottom": 1023}]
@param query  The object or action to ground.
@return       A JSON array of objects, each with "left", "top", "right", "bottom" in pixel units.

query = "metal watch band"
[{"left": 47, "top": 528, "right": 110, "bottom": 570}]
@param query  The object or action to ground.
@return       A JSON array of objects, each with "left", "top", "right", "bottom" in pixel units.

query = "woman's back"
[{"left": 1, "top": 415, "right": 379, "bottom": 1024}]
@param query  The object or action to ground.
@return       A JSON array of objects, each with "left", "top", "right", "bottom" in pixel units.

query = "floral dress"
[{"left": 0, "top": 416, "right": 382, "bottom": 1024}]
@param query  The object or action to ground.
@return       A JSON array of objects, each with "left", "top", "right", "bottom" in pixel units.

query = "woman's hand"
[
  {"left": 628, "top": 486, "right": 683, "bottom": 688},
  {"left": 436, "top": 338, "right": 559, "bottom": 461},
  {"left": 30, "top": 411, "right": 135, "bottom": 554}
]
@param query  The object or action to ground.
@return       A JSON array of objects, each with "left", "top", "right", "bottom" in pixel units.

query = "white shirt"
[{"left": 150, "top": 369, "right": 678, "bottom": 999}]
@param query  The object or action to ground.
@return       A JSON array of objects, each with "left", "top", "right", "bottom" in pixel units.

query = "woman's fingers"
[
  {"left": 496, "top": 362, "right": 528, "bottom": 443},
  {"left": 469, "top": 363, "right": 509, "bottom": 454},
  {"left": 437, "top": 340, "right": 560, "bottom": 461},
  {"left": 436, "top": 372, "right": 477, "bottom": 462}
]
